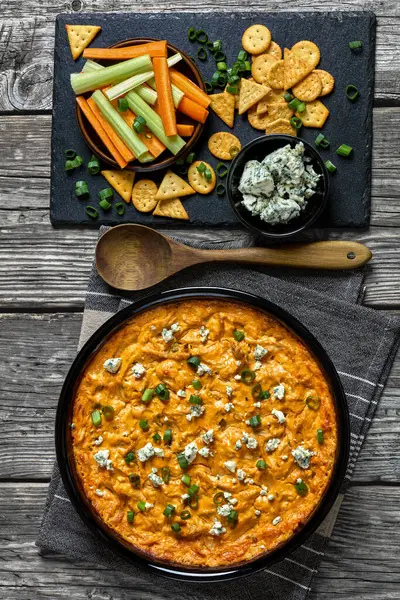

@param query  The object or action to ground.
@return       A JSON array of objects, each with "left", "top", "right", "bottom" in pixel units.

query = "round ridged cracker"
[
  {"left": 314, "top": 69, "right": 335, "bottom": 96},
  {"left": 291, "top": 40, "right": 321, "bottom": 69},
  {"left": 188, "top": 161, "right": 216, "bottom": 194},
  {"left": 208, "top": 132, "right": 242, "bottom": 160},
  {"left": 247, "top": 105, "right": 274, "bottom": 130},
  {"left": 265, "top": 118, "right": 297, "bottom": 136},
  {"left": 242, "top": 25, "right": 271, "bottom": 55},
  {"left": 266, "top": 60, "right": 285, "bottom": 89},
  {"left": 251, "top": 53, "right": 278, "bottom": 84},
  {"left": 266, "top": 41, "right": 282, "bottom": 60},
  {"left": 131, "top": 179, "right": 158, "bottom": 213},
  {"left": 292, "top": 71, "right": 322, "bottom": 102}
]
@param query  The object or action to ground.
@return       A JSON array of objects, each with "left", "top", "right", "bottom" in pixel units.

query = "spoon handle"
[{"left": 193, "top": 241, "right": 372, "bottom": 270}]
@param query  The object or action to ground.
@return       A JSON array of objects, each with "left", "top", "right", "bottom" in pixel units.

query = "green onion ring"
[
  {"left": 115, "top": 202, "right": 125, "bottom": 216},
  {"left": 297, "top": 101, "right": 306, "bottom": 113},
  {"left": 346, "top": 84, "right": 359, "bottom": 102},
  {"left": 214, "top": 50, "right": 226, "bottom": 62},
  {"left": 288, "top": 98, "right": 301, "bottom": 111},
  {"left": 180, "top": 510, "right": 191, "bottom": 520},
  {"left": 102, "top": 405, "right": 114, "bottom": 421},
  {"left": 213, "top": 491, "right": 224, "bottom": 505},
  {"left": 65, "top": 149, "right": 76, "bottom": 159},
  {"left": 98, "top": 188, "right": 113, "bottom": 201},
  {"left": 284, "top": 92, "right": 294, "bottom": 103},
  {"left": 336, "top": 144, "right": 353, "bottom": 157},
  {"left": 88, "top": 154, "right": 100, "bottom": 175},
  {"left": 186, "top": 152, "right": 196, "bottom": 164},
  {"left": 204, "top": 167, "right": 212, "bottom": 181},
  {"left": 325, "top": 160, "right": 337, "bottom": 173},
  {"left": 99, "top": 198, "right": 112, "bottom": 211},
  {"left": 85, "top": 206, "right": 98, "bottom": 219},
  {"left": 212, "top": 40, "right": 222, "bottom": 53},
  {"left": 195, "top": 29, "right": 208, "bottom": 43},
  {"left": 216, "top": 183, "right": 226, "bottom": 196},
  {"left": 196, "top": 47, "right": 208, "bottom": 62},
  {"left": 251, "top": 383, "right": 262, "bottom": 398},
  {"left": 117, "top": 97, "right": 129, "bottom": 112},
  {"left": 229, "top": 145, "right": 240, "bottom": 158},
  {"left": 178, "top": 165, "right": 188, "bottom": 176},
  {"left": 196, "top": 162, "right": 206, "bottom": 174},
  {"left": 290, "top": 116, "right": 303, "bottom": 130},
  {"left": 349, "top": 40, "right": 362, "bottom": 50},
  {"left": 226, "top": 85, "right": 239, "bottom": 94},
  {"left": 91, "top": 409, "right": 102, "bottom": 427},
  {"left": 162, "top": 466, "right": 171, "bottom": 483},
  {"left": 75, "top": 181, "right": 89, "bottom": 198},
  {"left": 216, "top": 163, "right": 228, "bottom": 177},
  {"left": 188, "top": 27, "right": 196, "bottom": 42},
  {"left": 241, "top": 369, "right": 256, "bottom": 384},
  {"left": 205, "top": 81, "right": 213, "bottom": 93}
]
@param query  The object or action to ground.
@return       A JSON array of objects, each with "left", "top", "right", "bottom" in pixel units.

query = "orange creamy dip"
[{"left": 72, "top": 300, "right": 338, "bottom": 567}]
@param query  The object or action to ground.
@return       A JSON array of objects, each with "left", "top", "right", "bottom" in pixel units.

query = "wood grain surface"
[{"left": 1, "top": 1, "right": 400, "bottom": 599}]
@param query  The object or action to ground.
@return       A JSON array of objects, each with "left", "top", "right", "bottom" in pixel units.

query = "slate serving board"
[{"left": 51, "top": 11, "right": 375, "bottom": 228}]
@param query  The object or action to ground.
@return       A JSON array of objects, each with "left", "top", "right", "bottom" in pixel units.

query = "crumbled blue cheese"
[
  {"left": 273, "top": 384, "right": 285, "bottom": 400},
  {"left": 254, "top": 361, "right": 263, "bottom": 371},
  {"left": 210, "top": 518, "right": 226, "bottom": 536},
  {"left": 260, "top": 489, "right": 267, "bottom": 497},
  {"left": 224, "top": 460, "right": 237, "bottom": 473},
  {"left": 137, "top": 443, "right": 164, "bottom": 462},
  {"left": 95, "top": 489, "right": 105, "bottom": 497},
  {"left": 224, "top": 402, "right": 234, "bottom": 413},
  {"left": 253, "top": 401, "right": 261, "bottom": 408},
  {"left": 217, "top": 503, "right": 232, "bottom": 517},
  {"left": 177, "top": 389, "right": 186, "bottom": 398},
  {"left": 199, "top": 325, "right": 209, "bottom": 343},
  {"left": 197, "top": 362, "right": 213, "bottom": 376},
  {"left": 234, "top": 374, "right": 242, "bottom": 381},
  {"left": 93, "top": 449, "right": 113, "bottom": 470},
  {"left": 235, "top": 440, "right": 242, "bottom": 450},
  {"left": 132, "top": 362, "right": 146, "bottom": 379},
  {"left": 272, "top": 408, "right": 286, "bottom": 424},
  {"left": 93, "top": 435, "right": 103, "bottom": 446},
  {"left": 239, "top": 159, "right": 275, "bottom": 197},
  {"left": 223, "top": 492, "right": 232, "bottom": 500},
  {"left": 186, "top": 405, "right": 205, "bottom": 421},
  {"left": 237, "top": 468, "right": 246, "bottom": 481},
  {"left": 255, "top": 509, "right": 261, "bottom": 517},
  {"left": 266, "top": 438, "right": 281, "bottom": 453},
  {"left": 282, "top": 455, "right": 288, "bottom": 461},
  {"left": 184, "top": 441, "right": 198, "bottom": 464},
  {"left": 199, "top": 447, "right": 212, "bottom": 458},
  {"left": 268, "top": 494, "right": 275, "bottom": 501},
  {"left": 245, "top": 477, "right": 254, "bottom": 485},
  {"left": 181, "top": 493, "right": 190, "bottom": 501},
  {"left": 202, "top": 429, "right": 214, "bottom": 445},
  {"left": 292, "top": 445, "right": 315, "bottom": 469},
  {"left": 103, "top": 358, "right": 121, "bottom": 374},
  {"left": 161, "top": 323, "right": 180, "bottom": 343},
  {"left": 226, "top": 386, "right": 233, "bottom": 398},
  {"left": 272, "top": 516, "right": 282, "bottom": 526},
  {"left": 242, "top": 432, "right": 258, "bottom": 449},
  {"left": 254, "top": 345, "right": 268, "bottom": 360},
  {"left": 236, "top": 360, "right": 242, "bottom": 367},
  {"left": 144, "top": 502, "right": 154, "bottom": 510},
  {"left": 148, "top": 472, "right": 163, "bottom": 488}
]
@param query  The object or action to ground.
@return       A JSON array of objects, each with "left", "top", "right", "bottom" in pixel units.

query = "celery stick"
[
  {"left": 135, "top": 84, "right": 157, "bottom": 105},
  {"left": 91, "top": 90, "right": 149, "bottom": 162},
  {"left": 147, "top": 77, "right": 183, "bottom": 108},
  {"left": 82, "top": 59, "right": 103, "bottom": 73},
  {"left": 126, "top": 90, "right": 185, "bottom": 155},
  {"left": 167, "top": 53, "right": 183, "bottom": 68},
  {"left": 71, "top": 55, "right": 152, "bottom": 95},
  {"left": 105, "top": 71, "right": 156, "bottom": 101}
]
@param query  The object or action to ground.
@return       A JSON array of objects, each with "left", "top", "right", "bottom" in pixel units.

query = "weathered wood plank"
[
  {"left": 0, "top": 10, "right": 399, "bottom": 111},
  {"left": 0, "top": 312, "right": 398, "bottom": 481},
  {"left": 0, "top": 482, "right": 399, "bottom": 599}
]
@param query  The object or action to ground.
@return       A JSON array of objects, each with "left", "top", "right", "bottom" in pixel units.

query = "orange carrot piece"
[
  {"left": 170, "top": 69, "right": 211, "bottom": 109},
  {"left": 83, "top": 41, "right": 167, "bottom": 60},
  {"left": 120, "top": 109, "right": 166, "bottom": 159},
  {"left": 87, "top": 97, "right": 135, "bottom": 163},
  {"left": 152, "top": 57, "right": 177, "bottom": 137},
  {"left": 178, "top": 97, "right": 209, "bottom": 124},
  {"left": 176, "top": 124, "right": 195, "bottom": 137},
  {"left": 76, "top": 97, "right": 128, "bottom": 170}
]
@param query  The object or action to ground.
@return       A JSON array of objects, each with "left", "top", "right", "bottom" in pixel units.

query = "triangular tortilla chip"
[
  {"left": 209, "top": 92, "right": 235, "bottom": 128},
  {"left": 155, "top": 170, "right": 195, "bottom": 201},
  {"left": 283, "top": 47, "right": 314, "bottom": 90},
  {"left": 153, "top": 198, "right": 189, "bottom": 220},
  {"left": 66, "top": 25, "right": 101, "bottom": 60},
  {"left": 101, "top": 170, "right": 135, "bottom": 203},
  {"left": 238, "top": 79, "right": 270, "bottom": 115}
]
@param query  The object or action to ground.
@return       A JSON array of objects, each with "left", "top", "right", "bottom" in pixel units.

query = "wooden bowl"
[{"left": 76, "top": 38, "right": 206, "bottom": 173}]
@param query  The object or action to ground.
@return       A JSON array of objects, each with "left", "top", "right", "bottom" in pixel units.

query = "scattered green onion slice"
[
  {"left": 137, "top": 500, "right": 146, "bottom": 512},
  {"left": 99, "top": 187, "right": 113, "bottom": 202},
  {"left": 213, "top": 491, "right": 224, "bottom": 504},
  {"left": 163, "top": 429, "right": 172, "bottom": 445},
  {"left": 319, "top": 138, "right": 330, "bottom": 149},
  {"left": 65, "top": 155, "right": 83, "bottom": 171},
  {"left": 211, "top": 40, "right": 222, "bottom": 53},
  {"left": 102, "top": 405, "right": 114, "bottom": 421},
  {"left": 317, "top": 429, "right": 324, "bottom": 444},
  {"left": 249, "top": 414, "right": 262, "bottom": 428},
  {"left": 227, "top": 509, "right": 238, "bottom": 524},
  {"left": 91, "top": 409, "right": 102, "bottom": 427},
  {"left": 176, "top": 158, "right": 185, "bottom": 166},
  {"left": 211, "top": 71, "right": 221, "bottom": 86},
  {"left": 162, "top": 466, "right": 171, "bottom": 483},
  {"left": 204, "top": 167, "right": 212, "bottom": 181},
  {"left": 288, "top": 98, "right": 301, "bottom": 111},
  {"left": 197, "top": 47, "right": 208, "bottom": 61},
  {"left": 139, "top": 419, "right": 149, "bottom": 431},
  {"left": 188, "top": 496, "right": 199, "bottom": 509},
  {"left": 88, "top": 154, "right": 101, "bottom": 175},
  {"left": 228, "top": 74, "right": 240, "bottom": 85},
  {"left": 188, "top": 27, "right": 196, "bottom": 42},
  {"left": 346, "top": 84, "right": 359, "bottom": 102},
  {"left": 315, "top": 133, "right": 327, "bottom": 148},
  {"left": 115, "top": 202, "right": 125, "bottom": 216},
  {"left": 227, "top": 85, "right": 239, "bottom": 94},
  {"left": 189, "top": 394, "right": 202, "bottom": 405},
  {"left": 85, "top": 206, "right": 98, "bottom": 219},
  {"left": 237, "top": 50, "right": 248, "bottom": 61},
  {"left": 205, "top": 81, "right": 213, "bottom": 93},
  {"left": 133, "top": 115, "right": 146, "bottom": 134},
  {"left": 125, "top": 451, "right": 136, "bottom": 464},
  {"left": 305, "top": 395, "right": 321, "bottom": 410},
  {"left": 171, "top": 523, "right": 181, "bottom": 533},
  {"left": 195, "top": 29, "right": 208, "bottom": 43},
  {"left": 117, "top": 97, "right": 129, "bottom": 112},
  {"left": 216, "top": 183, "right": 226, "bottom": 196},
  {"left": 187, "top": 356, "right": 201, "bottom": 370},
  {"left": 186, "top": 152, "right": 196, "bottom": 164},
  {"left": 349, "top": 40, "right": 362, "bottom": 50},
  {"left": 65, "top": 149, "right": 76, "bottom": 159},
  {"left": 233, "top": 330, "right": 245, "bottom": 342},
  {"left": 284, "top": 92, "right": 294, "bottom": 103},
  {"left": 155, "top": 383, "right": 170, "bottom": 401},
  {"left": 192, "top": 379, "right": 202, "bottom": 390},
  {"left": 127, "top": 510, "right": 135, "bottom": 523},
  {"left": 141, "top": 388, "right": 154, "bottom": 403},
  {"left": 188, "top": 484, "right": 199, "bottom": 497},
  {"left": 129, "top": 473, "right": 140, "bottom": 488},
  {"left": 252, "top": 383, "right": 262, "bottom": 398},
  {"left": 256, "top": 459, "right": 267, "bottom": 470},
  {"left": 295, "top": 479, "right": 309, "bottom": 496},
  {"left": 290, "top": 116, "right": 303, "bottom": 130},
  {"left": 177, "top": 453, "right": 189, "bottom": 469},
  {"left": 178, "top": 165, "right": 188, "bottom": 176},
  {"left": 181, "top": 474, "right": 191, "bottom": 486},
  {"left": 229, "top": 145, "right": 240, "bottom": 157},
  {"left": 75, "top": 180, "right": 89, "bottom": 198},
  {"left": 297, "top": 101, "right": 306, "bottom": 113},
  {"left": 217, "top": 72, "right": 228, "bottom": 86},
  {"left": 196, "top": 162, "right": 206, "bottom": 174},
  {"left": 214, "top": 50, "right": 226, "bottom": 62},
  {"left": 241, "top": 369, "right": 256, "bottom": 384},
  {"left": 180, "top": 510, "right": 191, "bottom": 520},
  {"left": 206, "top": 40, "right": 214, "bottom": 51},
  {"left": 243, "top": 60, "right": 251, "bottom": 71},
  {"left": 152, "top": 432, "right": 161, "bottom": 443},
  {"left": 325, "top": 160, "right": 337, "bottom": 173},
  {"left": 336, "top": 144, "right": 353, "bottom": 157},
  {"left": 217, "top": 61, "right": 227, "bottom": 71},
  {"left": 99, "top": 198, "right": 111, "bottom": 211},
  {"left": 163, "top": 504, "right": 176, "bottom": 517},
  {"left": 216, "top": 163, "right": 228, "bottom": 177},
  {"left": 260, "top": 390, "right": 271, "bottom": 400}
]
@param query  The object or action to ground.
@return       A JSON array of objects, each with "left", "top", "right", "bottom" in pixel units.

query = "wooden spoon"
[{"left": 95, "top": 224, "right": 372, "bottom": 291}]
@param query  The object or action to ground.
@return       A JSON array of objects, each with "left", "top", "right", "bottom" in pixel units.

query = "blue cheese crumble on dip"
[{"left": 238, "top": 142, "right": 321, "bottom": 225}]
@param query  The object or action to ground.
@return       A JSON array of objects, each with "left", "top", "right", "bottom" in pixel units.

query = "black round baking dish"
[{"left": 56, "top": 287, "right": 350, "bottom": 583}]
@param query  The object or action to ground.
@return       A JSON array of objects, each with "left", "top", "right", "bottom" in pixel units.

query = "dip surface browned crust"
[{"left": 72, "top": 299, "right": 338, "bottom": 567}]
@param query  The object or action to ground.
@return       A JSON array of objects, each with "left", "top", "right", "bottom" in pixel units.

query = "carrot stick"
[
  {"left": 87, "top": 97, "right": 135, "bottom": 163},
  {"left": 83, "top": 41, "right": 167, "bottom": 60},
  {"left": 176, "top": 124, "right": 195, "bottom": 137},
  {"left": 76, "top": 96, "right": 128, "bottom": 170},
  {"left": 120, "top": 108, "right": 166, "bottom": 159},
  {"left": 152, "top": 57, "right": 177, "bottom": 136},
  {"left": 178, "top": 97, "right": 209, "bottom": 124},
  {"left": 170, "top": 69, "right": 211, "bottom": 108}
]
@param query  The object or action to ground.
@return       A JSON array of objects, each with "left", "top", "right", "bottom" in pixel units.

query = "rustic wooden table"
[{"left": 1, "top": 1, "right": 399, "bottom": 598}]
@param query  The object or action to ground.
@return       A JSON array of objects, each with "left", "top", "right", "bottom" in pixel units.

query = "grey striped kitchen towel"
[{"left": 37, "top": 228, "right": 400, "bottom": 600}]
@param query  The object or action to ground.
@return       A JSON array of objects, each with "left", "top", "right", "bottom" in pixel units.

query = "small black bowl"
[{"left": 227, "top": 135, "right": 329, "bottom": 240}]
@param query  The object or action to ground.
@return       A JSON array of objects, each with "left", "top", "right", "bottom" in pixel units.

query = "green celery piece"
[
  {"left": 126, "top": 90, "right": 186, "bottom": 155},
  {"left": 147, "top": 77, "right": 184, "bottom": 108},
  {"left": 91, "top": 90, "right": 149, "bottom": 162},
  {"left": 81, "top": 59, "right": 103, "bottom": 73},
  {"left": 135, "top": 84, "right": 158, "bottom": 105},
  {"left": 70, "top": 54, "right": 152, "bottom": 95},
  {"left": 105, "top": 71, "right": 158, "bottom": 101}
]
